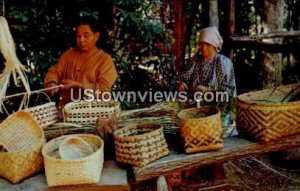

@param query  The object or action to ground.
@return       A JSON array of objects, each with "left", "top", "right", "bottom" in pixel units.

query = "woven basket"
[
  {"left": 42, "top": 134, "right": 104, "bottom": 186},
  {"left": 114, "top": 123, "right": 169, "bottom": 167},
  {"left": 177, "top": 106, "right": 223, "bottom": 153},
  {"left": 237, "top": 84, "right": 300, "bottom": 141},
  {"left": 23, "top": 92, "right": 59, "bottom": 128},
  {"left": 0, "top": 111, "right": 45, "bottom": 183},
  {"left": 63, "top": 100, "right": 120, "bottom": 123}
]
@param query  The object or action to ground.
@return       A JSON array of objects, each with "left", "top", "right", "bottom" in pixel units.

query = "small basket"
[
  {"left": 237, "top": 84, "right": 300, "bottom": 141},
  {"left": 0, "top": 111, "right": 45, "bottom": 183},
  {"left": 42, "top": 134, "right": 104, "bottom": 186},
  {"left": 63, "top": 100, "right": 120, "bottom": 123},
  {"left": 114, "top": 123, "right": 169, "bottom": 167},
  {"left": 177, "top": 106, "right": 223, "bottom": 153},
  {"left": 23, "top": 92, "right": 59, "bottom": 128}
]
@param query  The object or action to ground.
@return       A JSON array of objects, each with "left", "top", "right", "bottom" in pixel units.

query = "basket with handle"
[
  {"left": 177, "top": 106, "right": 223, "bottom": 153},
  {"left": 22, "top": 92, "right": 59, "bottom": 128},
  {"left": 114, "top": 123, "right": 169, "bottom": 167},
  {"left": 237, "top": 84, "right": 300, "bottom": 141},
  {"left": 42, "top": 134, "right": 104, "bottom": 186},
  {"left": 63, "top": 100, "right": 121, "bottom": 123},
  {"left": 0, "top": 111, "right": 45, "bottom": 183}
]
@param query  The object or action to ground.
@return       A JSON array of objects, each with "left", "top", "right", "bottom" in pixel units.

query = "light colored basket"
[
  {"left": 114, "top": 123, "right": 169, "bottom": 167},
  {"left": 63, "top": 100, "right": 120, "bottom": 123},
  {"left": 0, "top": 111, "right": 45, "bottom": 183},
  {"left": 42, "top": 134, "right": 104, "bottom": 186},
  {"left": 59, "top": 136, "right": 94, "bottom": 160},
  {"left": 178, "top": 106, "right": 223, "bottom": 153},
  {"left": 237, "top": 84, "right": 300, "bottom": 141},
  {"left": 23, "top": 92, "right": 59, "bottom": 128}
]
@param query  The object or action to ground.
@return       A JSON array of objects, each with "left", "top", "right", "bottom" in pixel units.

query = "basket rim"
[
  {"left": 64, "top": 100, "right": 120, "bottom": 109},
  {"left": 113, "top": 123, "right": 163, "bottom": 140},
  {"left": 177, "top": 106, "right": 220, "bottom": 121},
  {"left": 42, "top": 134, "right": 103, "bottom": 162},
  {"left": 237, "top": 83, "right": 300, "bottom": 107}
]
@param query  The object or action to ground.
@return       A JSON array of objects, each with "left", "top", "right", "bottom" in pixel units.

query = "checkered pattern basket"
[
  {"left": 177, "top": 106, "right": 223, "bottom": 153},
  {"left": 23, "top": 92, "right": 59, "bottom": 128},
  {"left": 237, "top": 84, "right": 300, "bottom": 141},
  {"left": 63, "top": 100, "right": 120, "bottom": 123},
  {"left": 114, "top": 123, "right": 169, "bottom": 167},
  {"left": 0, "top": 111, "right": 45, "bottom": 183}
]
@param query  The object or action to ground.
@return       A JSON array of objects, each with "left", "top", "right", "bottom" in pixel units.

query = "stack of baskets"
[
  {"left": 42, "top": 134, "right": 104, "bottom": 186},
  {"left": 0, "top": 111, "right": 45, "bottom": 183},
  {"left": 177, "top": 106, "right": 223, "bottom": 153},
  {"left": 237, "top": 84, "right": 300, "bottom": 141},
  {"left": 114, "top": 123, "right": 169, "bottom": 167},
  {"left": 63, "top": 100, "right": 120, "bottom": 123}
]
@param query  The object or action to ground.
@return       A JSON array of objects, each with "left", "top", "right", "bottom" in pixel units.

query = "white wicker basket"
[
  {"left": 63, "top": 100, "right": 120, "bottom": 123},
  {"left": 42, "top": 134, "right": 104, "bottom": 186}
]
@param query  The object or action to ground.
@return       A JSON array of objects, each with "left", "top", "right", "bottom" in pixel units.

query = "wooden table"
[
  {"left": 0, "top": 160, "right": 130, "bottom": 191},
  {"left": 132, "top": 133, "right": 300, "bottom": 183}
]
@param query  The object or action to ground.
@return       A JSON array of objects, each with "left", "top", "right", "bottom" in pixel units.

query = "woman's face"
[
  {"left": 198, "top": 42, "right": 216, "bottom": 60},
  {"left": 75, "top": 24, "right": 99, "bottom": 52}
]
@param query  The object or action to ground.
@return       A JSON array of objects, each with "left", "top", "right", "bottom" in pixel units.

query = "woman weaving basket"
[{"left": 44, "top": 16, "right": 118, "bottom": 108}]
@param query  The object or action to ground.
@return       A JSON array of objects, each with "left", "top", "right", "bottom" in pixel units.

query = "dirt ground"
[{"left": 135, "top": 153, "right": 300, "bottom": 191}]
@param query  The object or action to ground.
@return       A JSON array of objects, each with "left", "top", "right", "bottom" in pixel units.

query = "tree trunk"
[
  {"left": 261, "top": 0, "right": 285, "bottom": 88},
  {"left": 209, "top": 0, "right": 219, "bottom": 28}
]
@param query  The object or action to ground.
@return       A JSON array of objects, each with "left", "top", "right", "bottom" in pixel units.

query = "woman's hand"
[
  {"left": 61, "top": 79, "right": 83, "bottom": 89},
  {"left": 177, "top": 82, "right": 188, "bottom": 92},
  {"left": 95, "top": 113, "right": 118, "bottom": 142},
  {"left": 194, "top": 84, "right": 208, "bottom": 92},
  {"left": 45, "top": 81, "right": 60, "bottom": 96}
]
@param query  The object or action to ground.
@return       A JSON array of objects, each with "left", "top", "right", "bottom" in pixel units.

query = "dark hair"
[{"left": 74, "top": 16, "right": 100, "bottom": 33}]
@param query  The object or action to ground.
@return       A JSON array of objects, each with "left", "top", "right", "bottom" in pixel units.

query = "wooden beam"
[
  {"left": 132, "top": 134, "right": 300, "bottom": 182},
  {"left": 230, "top": 31, "right": 300, "bottom": 41}
]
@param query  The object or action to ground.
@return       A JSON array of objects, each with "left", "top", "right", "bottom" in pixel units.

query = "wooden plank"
[
  {"left": 0, "top": 160, "right": 130, "bottom": 191},
  {"left": 133, "top": 134, "right": 300, "bottom": 182},
  {"left": 230, "top": 31, "right": 300, "bottom": 41}
]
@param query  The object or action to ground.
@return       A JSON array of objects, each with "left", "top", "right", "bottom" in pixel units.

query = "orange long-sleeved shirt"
[{"left": 44, "top": 48, "right": 118, "bottom": 105}]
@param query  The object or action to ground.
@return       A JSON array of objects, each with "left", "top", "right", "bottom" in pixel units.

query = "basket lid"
[{"left": 59, "top": 136, "right": 94, "bottom": 160}]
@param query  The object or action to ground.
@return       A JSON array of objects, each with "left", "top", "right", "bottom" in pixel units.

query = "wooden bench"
[{"left": 132, "top": 134, "right": 300, "bottom": 183}]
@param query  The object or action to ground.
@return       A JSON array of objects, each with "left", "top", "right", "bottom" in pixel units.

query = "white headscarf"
[{"left": 199, "top": 26, "right": 223, "bottom": 52}]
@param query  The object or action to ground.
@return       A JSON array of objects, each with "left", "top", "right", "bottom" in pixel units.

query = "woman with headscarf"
[{"left": 174, "top": 26, "right": 236, "bottom": 101}]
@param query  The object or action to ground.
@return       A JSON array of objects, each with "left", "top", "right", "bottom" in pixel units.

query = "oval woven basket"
[
  {"left": 114, "top": 123, "right": 169, "bottom": 167},
  {"left": 63, "top": 100, "right": 121, "bottom": 123},
  {"left": 177, "top": 106, "right": 223, "bottom": 153},
  {"left": 42, "top": 134, "right": 104, "bottom": 186},
  {"left": 237, "top": 84, "right": 300, "bottom": 141},
  {"left": 0, "top": 111, "right": 45, "bottom": 183}
]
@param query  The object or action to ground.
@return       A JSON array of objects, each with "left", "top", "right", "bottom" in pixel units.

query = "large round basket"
[
  {"left": 63, "top": 100, "right": 120, "bottom": 123},
  {"left": 0, "top": 111, "right": 45, "bottom": 183},
  {"left": 42, "top": 134, "right": 104, "bottom": 186},
  {"left": 237, "top": 84, "right": 300, "bottom": 141},
  {"left": 114, "top": 123, "right": 169, "bottom": 167},
  {"left": 177, "top": 106, "right": 223, "bottom": 153}
]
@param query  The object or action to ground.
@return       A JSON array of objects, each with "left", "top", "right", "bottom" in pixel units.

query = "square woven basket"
[
  {"left": 0, "top": 111, "right": 45, "bottom": 183},
  {"left": 63, "top": 100, "right": 120, "bottom": 123},
  {"left": 177, "top": 106, "right": 223, "bottom": 153},
  {"left": 237, "top": 84, "right": 300, "bottom": 141},
  {"left": 113, "top": 123, "right": 169, "bottom": 167}
]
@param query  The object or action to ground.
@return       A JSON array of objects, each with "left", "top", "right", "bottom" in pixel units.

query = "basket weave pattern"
[
  {"left": 237, "top": 84, "right": 300, "bottom": 141},
  {"left": 178, "top": 107, "right": 223, "bottom": 153},
  {"left": 0, "top": 111, "right": 45, "bottom": 183},
  {"left": 63, "top": 101, "right": 120, "bottom": 123},
  {"left": 42, "top": 134, "right": 104, "bottom": 186},
  {"left": 114, "top": 124, "right": 169, "bottom": 167}
]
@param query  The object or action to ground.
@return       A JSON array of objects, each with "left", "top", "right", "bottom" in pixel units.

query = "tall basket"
[
  {"left": 177, "top": 106, "right": 223, "bottom": 153},
  {"left": 0, "top": 111, "right": 45, "bottom": 183},
  {"left": 237, "top": 84, "right": 300, "bottom": 141}
]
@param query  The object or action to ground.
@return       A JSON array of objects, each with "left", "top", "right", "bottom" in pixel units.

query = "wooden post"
[
  {"left": 209, "top": 0, "right": 219, "bottom": 28},
  {"left": 228, "top": 0, "right": 235, "bottom": 60}
]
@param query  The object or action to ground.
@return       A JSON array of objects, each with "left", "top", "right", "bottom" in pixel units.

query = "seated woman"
[{"left": 173, "top": 26, "right": 236, "bottom": 109}]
